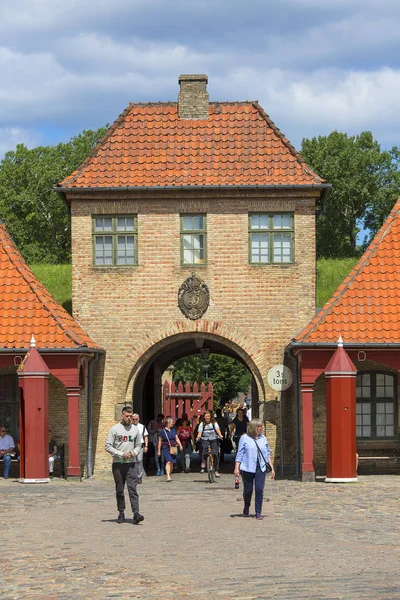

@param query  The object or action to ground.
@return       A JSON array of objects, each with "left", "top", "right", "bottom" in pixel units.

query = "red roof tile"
[
  {"left": 0, "top": 225, "right": 101, "bottom": 350},
  {"left": 58, "top": 102, "right": 325, "bottom": 190},
  {"left": 294, "top": 198, "right": 400, "bottom": 344}
]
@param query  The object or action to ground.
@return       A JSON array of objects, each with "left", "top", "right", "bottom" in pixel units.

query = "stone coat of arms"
[{"left": 178, "top": 274, "right": 210, "bottom": 320}]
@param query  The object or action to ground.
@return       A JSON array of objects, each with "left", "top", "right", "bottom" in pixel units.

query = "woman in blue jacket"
[{"left": 234, "top": 419, "right": 275, "bottom": 519}]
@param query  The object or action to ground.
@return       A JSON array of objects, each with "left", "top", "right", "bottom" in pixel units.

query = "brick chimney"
[{"left": 178, "top": 74, "right": 209, "bottom": 119}]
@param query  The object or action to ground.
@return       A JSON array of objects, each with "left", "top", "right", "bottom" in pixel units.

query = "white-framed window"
[
  {"left": 180, "top": 214, "right": 207, "bottom": 265},
  {"left": 92, "top": 216, "right": 137, "bottom": 266},
  {"left": 249, "top": 213, "right": 293, "bottom": 264}
]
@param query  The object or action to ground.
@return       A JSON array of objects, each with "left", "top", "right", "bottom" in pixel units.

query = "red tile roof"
[
  {"left": 294, "top": 198, "right": 400, "bottom": 344},
  {"left": 0, "top": 225, "right": 101, "bottom": 350},
  {"left": 58, "top": 102, "right": 325, "bottom": 190}
]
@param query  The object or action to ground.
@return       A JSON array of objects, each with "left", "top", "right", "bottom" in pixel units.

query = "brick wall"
[{"left": 69, "top": 188, "right": 318, "bottom": 473}]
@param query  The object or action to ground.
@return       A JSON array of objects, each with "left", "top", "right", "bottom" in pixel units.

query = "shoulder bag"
[{"left": 253, "top": 438, "right": 272, "bottom": 473}]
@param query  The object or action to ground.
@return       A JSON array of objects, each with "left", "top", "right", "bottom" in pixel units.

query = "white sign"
[{"left": 268, "top": 364, "right": 293, "bottom": 391}]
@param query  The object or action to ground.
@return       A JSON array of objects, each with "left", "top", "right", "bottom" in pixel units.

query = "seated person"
[
  {"left": 0, "top": 425, "right": 15, "bottom": 479},
  {"left": 48, "top": 429, "right": 58, "bottom": 477}
]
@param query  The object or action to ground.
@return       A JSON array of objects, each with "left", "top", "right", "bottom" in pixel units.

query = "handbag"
[
  {"left": 253, "top": 438, "right": 272, "bottom": 473},
  {"left": 164, "top": 429, "right": 178, "bottom": 455}
]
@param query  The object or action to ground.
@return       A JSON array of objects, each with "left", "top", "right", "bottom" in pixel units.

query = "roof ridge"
[
  {"left": 295, "top": 197, "right": 400, "bottom": 341},
  {"left": 109, "top": 100, "right": 258, "bottom": 107},
  {"left": 0, "top": 226, "right": 93, "bottom": 348},
  {"left": 252, "top": 102, "right": 325, "bottom": 185}
]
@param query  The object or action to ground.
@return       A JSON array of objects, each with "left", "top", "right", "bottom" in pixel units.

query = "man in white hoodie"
[{"left": 105, "top": 405, "right": 143, "bottom": 524}]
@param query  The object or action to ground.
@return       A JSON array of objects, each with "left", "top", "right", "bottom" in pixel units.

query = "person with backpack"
[{"left": 196, "top": 411, "right": 223, "bottom": 477}]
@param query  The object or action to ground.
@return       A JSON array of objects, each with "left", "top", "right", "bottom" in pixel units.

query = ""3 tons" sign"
[{"left": 267, "top": 364, "right": 293, "bottom": 391}]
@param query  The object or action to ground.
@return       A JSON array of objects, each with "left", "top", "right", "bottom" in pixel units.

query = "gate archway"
[{"left": 126, "top": 330, "right": 264, "bottom": 424}]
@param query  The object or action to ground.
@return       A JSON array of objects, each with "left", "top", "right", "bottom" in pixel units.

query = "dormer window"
[{"left": 93, "top": 216, "right": 137, "bottom": 266}]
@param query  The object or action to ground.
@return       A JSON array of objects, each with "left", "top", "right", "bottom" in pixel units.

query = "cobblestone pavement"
[{"left": 0, "top": 469, "right": 399, "bottom": 599}]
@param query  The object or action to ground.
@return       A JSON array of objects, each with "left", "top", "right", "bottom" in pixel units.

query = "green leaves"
[
  {"left": 301, "top": 131, "right": 400, "bottom": 258},
  {"left": 0, "top": 127, "right": 107, "bottom": 263}
]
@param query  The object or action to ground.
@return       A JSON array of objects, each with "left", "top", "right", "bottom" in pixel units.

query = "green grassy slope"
[
  {"left": 30, "top": 258, "right": 360, "bottom": 315},
  {"left": 316, "top": 257, "right": 358, "bottom": 308},
  {"left": 30, "top": 264, "right": 72, "bottom": 314}
]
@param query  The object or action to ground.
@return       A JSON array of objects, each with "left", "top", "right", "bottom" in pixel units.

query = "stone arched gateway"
[
  {"left": 128, "top": 331, "right": 263, "bottom": 420},
  {"left": 116, "top": 320, "right": 265, "bottom": 408}
]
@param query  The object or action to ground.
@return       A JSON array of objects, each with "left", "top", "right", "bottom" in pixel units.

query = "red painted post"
[
  {"left": 300, "top": 382, "right": 315, "bottom": 482},
  {"left": 325, "top": 337, "right": 357, "bottom": 482},
  {"left": 200, "top": 382, "right": 206, "bottom": 412},
  {"left": 17, "top": 337, "right": 49, "bottom": 483},
  {"left": 67, "top": 387, "right": 81, "bottom": 477},
  {"left": 182, "top": 382, "right": 190, "bottom": 416},
  {"left": 208, "top": 382, "right": 213, "bottom": 412}
]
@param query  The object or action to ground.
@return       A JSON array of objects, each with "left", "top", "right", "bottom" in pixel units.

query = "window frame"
[
  {"left": 356, "top": 371, "right": 398, "bottom": 441},
  {"left": 92, "top": 215, "right": 138, "bottom": 267},
  {"left": 180, "top": 214, "right": 207, "bottom": 267},
  {"left": 248, "top": 213, "right": 294, "bottom": 265}
]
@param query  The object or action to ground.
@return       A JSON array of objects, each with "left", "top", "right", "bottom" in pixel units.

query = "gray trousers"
[
  {"left": 112, "top": 462, "right": 139, "bottom": 514},
  {"left": 136, "top": 446, "right": 145, "bottom": 479},
  {"left": 180, "top": 444, "right": 191, "bottom": 470}
]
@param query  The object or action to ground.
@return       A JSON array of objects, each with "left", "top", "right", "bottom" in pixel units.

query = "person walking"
[
  {"left": 230, "top": 407, "right": 249, "bottom": 451},
  {"left": 131, "top": 413, "right": 148, "bottom": 483},
  {"left": 196, "top": 411, "right": 223, "bottom": 477},
  {"left": 215, "top": 408, "right": 230, "bottom": 463},
  {"left": 153, "top": 413, "right": 165, "bottom": 476},
  {"left": 193, "top": 414, "right": 204, "bottom": 467},
  {"left": 177, "top": 416, "right": 194, "bottom": 473},
  {"left": 105, "top": 405, "right": 144, "bottom": 525},
  {"left": 234, "top": 419, "right": 275, "bottom": 520},
  {"left": 157, "top": 417, "right": 183, "bottom": 481}
]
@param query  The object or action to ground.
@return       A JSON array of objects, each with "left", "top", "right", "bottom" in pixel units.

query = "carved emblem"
[{"left": 178, "top": 274, "right": 210, "bottom": 320}]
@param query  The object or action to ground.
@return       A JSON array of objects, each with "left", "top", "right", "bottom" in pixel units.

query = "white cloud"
[
  {"left": 0, "top": 0, "right": 400, "bottom": 153},
  {"left": 213, "top": 66, "right": 400, "bottom": 148},
  {"left": 0, "top": 127, "right": 40, "bottom": 158}
]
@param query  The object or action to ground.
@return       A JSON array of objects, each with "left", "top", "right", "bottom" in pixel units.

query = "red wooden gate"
[{"left": 163, "top": 380, "right": 213, "bottom": 425}]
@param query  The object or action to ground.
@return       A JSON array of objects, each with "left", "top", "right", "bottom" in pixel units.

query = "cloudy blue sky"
[{"left": 1, "top": 0, "right": 400, "bottom": 158}]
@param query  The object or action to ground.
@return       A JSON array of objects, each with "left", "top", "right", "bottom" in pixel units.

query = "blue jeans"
[
  {"left": 241, "top": 467, "right": 267, "bottom": 514},
  {"left": 2, "top": 455, "right": 11, "bottom": 478}
]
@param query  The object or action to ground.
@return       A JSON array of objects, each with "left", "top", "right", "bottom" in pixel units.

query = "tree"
[
  {"left": 0, "top": 127, "right": 107, "bottom": 263},
  {"left": 171, "top": 354, "right": 251, "bottom": 408},
  {"left": 301, "top": 131, "right": 400, "bottom": 257}
]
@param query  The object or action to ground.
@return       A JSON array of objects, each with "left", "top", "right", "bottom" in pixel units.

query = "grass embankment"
[
  {"left": 316, "top": 257, "right": 358, "bottom": 308},
  {"left": 30, "top": 264, "right": 72, "bottom": 314},
  {"left": 30, "top": 258, "right": 360, "bottom": 314}
]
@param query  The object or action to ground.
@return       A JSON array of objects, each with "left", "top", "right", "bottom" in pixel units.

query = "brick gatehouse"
[{"left": 56, "top": 74, "right": 330, "bottom": 474}]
